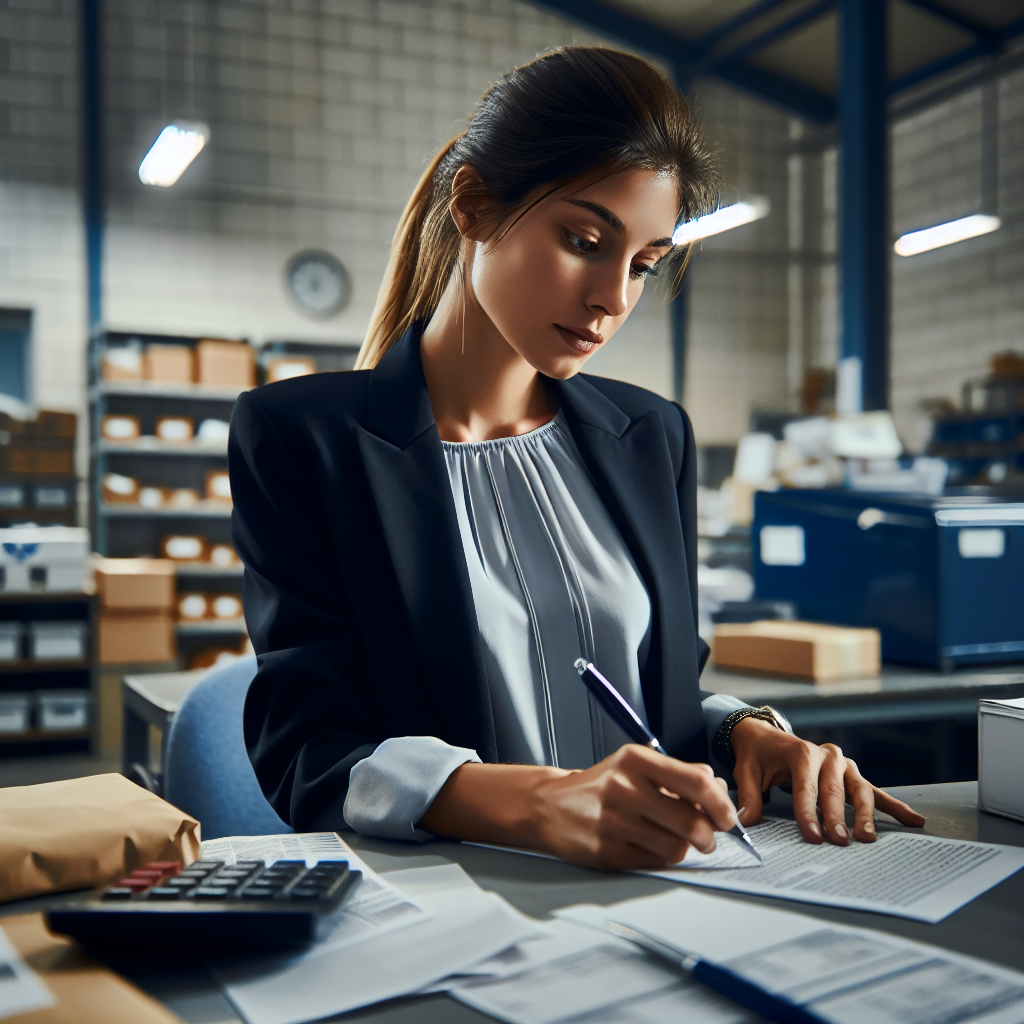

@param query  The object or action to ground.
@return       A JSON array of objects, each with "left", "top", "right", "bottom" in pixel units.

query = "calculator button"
[
  {"left": 193, "top": 887, "right": 232, "bottom": 899},
  {"left": 164, "top": 877, "right": 196, "bottom": 888},
  {"left": 102, "top": 888, "right": 135, "bottom": 900},
  {"left": 146, "top": 887, "right": 183, "bottom": 900},
  {"left": 238, "top": 887, "right": 276, "bottom": 900},
  {"left": 146, "top": 861, "right": 182, "bottom": 874},
  {"left": 288, "top": 887, "right": 323, "bottom": 900}
]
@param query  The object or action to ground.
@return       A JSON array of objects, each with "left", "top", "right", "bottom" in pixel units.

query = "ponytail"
[{"left": 355, "top": 138, "right": 463, "bottom": 370}]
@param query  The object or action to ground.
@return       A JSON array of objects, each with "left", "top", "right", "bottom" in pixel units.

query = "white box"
[
  {"left": 978, "top": 697, "right": 1024, "bottom": 823},
  {"left": 0, "top": 621, "right": 24, "bottom": 660},
  {"left": 28, "top": 621, "right": 88, "bottom": 661},
  {"left": 0, "top": 526, "right": 89, "bottom": 593},
  {"left": 0, "top": 693, "right": 30, "bottom": 733},
  {"left": 36, "top": 690, "right": 90, "bottom": 731}
]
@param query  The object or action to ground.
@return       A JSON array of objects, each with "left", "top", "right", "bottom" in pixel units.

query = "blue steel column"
[
  {"left": 82, "top": 0, "right": 103, "bottom": 334},
  {"left": 839, "top": 0, "right": 889, "bottom": 411}
]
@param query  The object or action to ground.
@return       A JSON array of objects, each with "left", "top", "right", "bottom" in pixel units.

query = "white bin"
[
  {"left": 0, "top": 526, "right": 89, "bottom": 594},
  {"left": 28, "top": 621, "right": 88, "bottom": 661},
  {"left": 979, "top": 697, "right": 1024, "bottom": 824},
  {"left": 36, "top": 690, "right": 90, "bottom": 731},
  {"left": 0, "top": 621, "right": 24, "bottom": 661},
  {"left": 0, "top": 692, "right": 30, "bottom": 734}
]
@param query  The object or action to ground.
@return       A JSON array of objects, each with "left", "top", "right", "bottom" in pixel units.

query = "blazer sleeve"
[
  {"left": 229, "top": 390, "right": 377, "bottom": 830},
  {"left": 672, "top": 402, "right": 711, "bottom": 680}
]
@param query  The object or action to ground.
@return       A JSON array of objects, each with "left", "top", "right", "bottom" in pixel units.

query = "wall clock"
[{"left": 285, "top": 249, "right": 350, "bottom": 319}]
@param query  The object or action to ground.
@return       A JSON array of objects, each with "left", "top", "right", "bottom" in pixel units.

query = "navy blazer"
[{"left": 230, "top": 322, "right": 708, "bottom": 830}]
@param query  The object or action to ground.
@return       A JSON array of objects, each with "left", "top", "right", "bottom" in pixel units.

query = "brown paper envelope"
[
  {"left": 0, "top": 774, "right": 200, "bottom": 903},
  {"left": 1, "top": 913, "right": 184, "bottom": 1024}
]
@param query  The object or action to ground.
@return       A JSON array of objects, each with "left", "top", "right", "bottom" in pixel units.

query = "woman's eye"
[
  {"left": 566, "top": 231, "right": 599, "bottom": 255},
  {"left": 630, "top": 263, "right": 659, "bottom": 281}
]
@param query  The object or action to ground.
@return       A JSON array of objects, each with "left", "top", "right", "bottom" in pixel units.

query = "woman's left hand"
[{"left": 730, "top": 717, "right": 926, "bottom": 845}]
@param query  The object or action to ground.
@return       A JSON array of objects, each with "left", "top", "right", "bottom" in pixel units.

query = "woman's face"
[{"left": 468, "top": 168, "right": 679, "bottom": 379}]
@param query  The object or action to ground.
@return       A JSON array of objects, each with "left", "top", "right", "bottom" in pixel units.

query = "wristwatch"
[{"left": 712, "top": 705, "right": 793, "bottom": 771}]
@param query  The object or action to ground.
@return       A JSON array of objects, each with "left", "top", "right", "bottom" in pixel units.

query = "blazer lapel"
[
  {"left": 551, "top": 375, "right": 706, "bottom": 761},
  {"left": 356, "top": 325, "right": 496, "bottom": 760}
]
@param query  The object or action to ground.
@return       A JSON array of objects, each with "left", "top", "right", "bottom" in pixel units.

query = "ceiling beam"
[
  {"left": 531, "top": 0, "right": 837, "bottom": 121},
  {"left": 899, "top": 0, "right": 1002, "bottom": 51},
  {"left": 689, "top": 0, "right": 793, "bottom": 57},
  {"left": 702, "top": 0, "right": 835, "bottom": 69}
]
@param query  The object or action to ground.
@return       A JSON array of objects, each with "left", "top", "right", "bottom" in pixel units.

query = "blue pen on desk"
[
  {"left": 573, "top": 658, "right": 762, "bottom": 864},
  {"left": 604, "top": 921, "right": 824, "bottom": 1024}
]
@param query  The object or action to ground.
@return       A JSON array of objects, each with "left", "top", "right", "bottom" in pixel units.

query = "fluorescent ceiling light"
[
  {"left": 894, "top": 214, "right": 1000, "bottom": 257},
  {"left": 672, "top": 196, "right": 770, "bottom": 245},
  {"left": 139, "top": 122, "right": 209, "bottom": 187}
]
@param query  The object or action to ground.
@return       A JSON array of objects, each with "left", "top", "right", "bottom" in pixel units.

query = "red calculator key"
[
  {"left": 146, "top": 861, "right": 182, "bottom": 875},
  {"left": 116, "top": 878, "right": 151, "bottom": 890}
]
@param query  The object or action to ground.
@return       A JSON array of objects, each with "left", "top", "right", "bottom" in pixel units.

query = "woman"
[{"left": 230, "top": 46, "right": 924, "bottom": 870}]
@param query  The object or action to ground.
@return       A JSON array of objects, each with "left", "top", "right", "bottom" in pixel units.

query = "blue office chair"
[{"left": 163, "top": 654, "right": 293, "bottom": 840}]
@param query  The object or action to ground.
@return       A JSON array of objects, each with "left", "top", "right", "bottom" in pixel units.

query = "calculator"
[{"left": 46, "top": 857, "right": 360, "bottom": 954}]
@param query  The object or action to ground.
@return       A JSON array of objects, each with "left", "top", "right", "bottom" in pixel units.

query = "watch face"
[{"left": 285, "top": 250, "right": 350, "bottom": 319}]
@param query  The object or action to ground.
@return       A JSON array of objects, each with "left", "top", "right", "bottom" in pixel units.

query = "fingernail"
[
  {"left": 807, "top": 821, "right": 821, "bottom": 839},
  {"left": 833, "top": 823, "right": 847, "bottom": 840},
  {"left": 863, "top": 820, "right": 875, "bottom": 834}
]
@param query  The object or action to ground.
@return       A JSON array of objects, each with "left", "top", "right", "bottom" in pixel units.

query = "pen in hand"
[{"left": 574, "top": 658, "right": 762, "bottom": 864}]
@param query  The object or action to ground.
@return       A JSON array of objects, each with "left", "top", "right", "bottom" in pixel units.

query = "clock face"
[{"left": 285, "top": 250, "right": 350, "bottom": 319}]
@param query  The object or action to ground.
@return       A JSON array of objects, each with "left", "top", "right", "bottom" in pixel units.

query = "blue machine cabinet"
[{"left": 753, "top": 490, "right": 1024, "bottom": 669}]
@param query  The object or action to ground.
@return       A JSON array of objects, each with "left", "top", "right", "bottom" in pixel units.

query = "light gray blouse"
[{"left": 343, "top": 413, "right": 746, "bottom": 841}]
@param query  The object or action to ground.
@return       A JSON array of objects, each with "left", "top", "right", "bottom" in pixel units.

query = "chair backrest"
[{"left": 163, "top": 654, "right": 292, "bottom": 840}]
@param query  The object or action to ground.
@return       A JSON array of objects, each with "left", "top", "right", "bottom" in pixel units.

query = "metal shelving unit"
[
  {"left": 88, "top": 331, "right": 251, "bottom": 667},
  {"left": 0, "top": 590, "right": 96, "bottom": 758}
]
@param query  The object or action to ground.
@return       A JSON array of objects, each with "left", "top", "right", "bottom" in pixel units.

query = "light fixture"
[
  {"left": 894, "top": 214, "right": 1000, "bottom": 257},
  {"left": 672, "top": 196, "right": 770, "bottom": 245},
  {"left": 139, "top": 122, "right": 209, "bottom": 187}
]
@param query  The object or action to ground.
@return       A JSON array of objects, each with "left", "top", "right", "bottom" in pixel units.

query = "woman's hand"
[
  {"left": 419, "top": 745, "right": 740, "bottom": 871},
  {"left": 730, "top": 717, "right": 926, "bottom": 845}
]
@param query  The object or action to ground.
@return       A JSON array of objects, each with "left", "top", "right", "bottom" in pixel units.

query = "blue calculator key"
[{"left": 193, "top": 887, "right": 232, "bottom": 899}]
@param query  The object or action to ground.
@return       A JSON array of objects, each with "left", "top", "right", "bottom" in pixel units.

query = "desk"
[
  {"left": 5, "top": 782, "right": 1016, "bottom": 1024},
  {"left": 121, "top": 669, "right": 205, "bottom": 777}
]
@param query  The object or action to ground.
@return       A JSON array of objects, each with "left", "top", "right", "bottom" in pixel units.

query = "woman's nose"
[{"left": 586, "top": 263, "right": 631, "bottom": 319}]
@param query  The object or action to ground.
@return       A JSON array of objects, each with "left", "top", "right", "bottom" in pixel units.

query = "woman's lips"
[{"left": 555, "top": 324, "right": 604, "bottom": 353}]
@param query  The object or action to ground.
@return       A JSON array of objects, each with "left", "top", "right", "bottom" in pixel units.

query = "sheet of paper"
[
  {"left": 0, "top": 925, "right": 54, "bottom": 1020},
  {"left": 558, "top": 888, "right": 1024, "bottom": 1024},
  {"left": 202, "top": 832, "right": 430, "bottom": 954},
  {"left": 449, "top": 919, "right": 751, "bottom": 1024},
  {"left": 639, "top": 817, "right": 1024, "bottom": 922},
  {"left": 216, "top": 863, "right": 541, "bottom": 1024}
]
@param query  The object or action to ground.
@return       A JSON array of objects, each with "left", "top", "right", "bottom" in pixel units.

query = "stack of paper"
[
  {"left": 558, "top": 887, "right": 1024, "bottom": 1024},
  {"left": 209, "top": 835, "right": 541, "bottom": 1024}
]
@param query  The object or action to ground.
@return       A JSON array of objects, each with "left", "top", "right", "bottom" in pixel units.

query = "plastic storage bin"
[
  {"left": 0, "top": 525, "right": 89, "bottom": 593},
  {"left": 0, "top": 692, "right": 30, "bottom": 733},
  {"left": 36, "top": 690, "right": 90, "bottom": 731},
  {"left": 0, "top": 621, "right": 24, "bottom": 660},
  {"left": 28, "top": 621, "right": 88, "bottom": 661},
  {"left": 753, "top": 490, "right": 1024, "bottom": 669}
]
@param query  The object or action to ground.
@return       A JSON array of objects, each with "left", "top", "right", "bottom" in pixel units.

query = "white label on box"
[
  {"left": 33, "top": 638, "right": 83, "bottom": 660},
  {"left": 760, "top": 525, "right": 806, "bottom": 566},
  {"left": 958, "top": 528, "right": 1005, "bottom": 559}
]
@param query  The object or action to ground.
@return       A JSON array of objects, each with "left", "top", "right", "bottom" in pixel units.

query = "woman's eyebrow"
[{"left": 566, "top": 199, "right": 672, "bottom": 248}]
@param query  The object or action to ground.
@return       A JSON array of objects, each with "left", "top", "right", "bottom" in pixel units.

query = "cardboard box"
[
  {"left": 98, "top": 612, "right": 175, "bottom": 664},
  {"left": 94, "top": 558, "right": 176, "bottom": 611},
  {"left": 144, "top": 344, "right": 194, "bottom": 383},
  {"left": 101, "top": 344, "right": 143, "bottom": 381},
  {"left": 155, "top": 415, "right": 193, "bottom": 441},
  {"left": 101, "top": 414, "right": 141, "bottom": 440},
  {"left": 6, "top": 440, "right": 74, "bottom": 475},
  {"left": 196, "top": 339, "right": 255, "bottom": 388},
  {"left": 978, "top": 697, "right": 1024, "bottom": 823},
  {"left": 34, "top": 410, "right": 77, "bottom": 439},
  {"left": 206, "top": 469, "right": 232, "bottom": 502},
  {"left": 713, "top": 620, "right": 881, "bottom": 682},
  {"left": 177, "top": 592, "right": 208, "bottom": 620},
  {"left": 102, "top": 472, "right": 139, "bottom": 504},
  {"left": 161, "top": 534, "right": 206, "bottom": 561},
  {"left": 267, "top": 355, "right": 317, "bottom": 382}
]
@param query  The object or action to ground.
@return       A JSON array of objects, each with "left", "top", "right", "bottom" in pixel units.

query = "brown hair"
[{"left": 356, "top": 46, "right": 718, "bottom": 370}]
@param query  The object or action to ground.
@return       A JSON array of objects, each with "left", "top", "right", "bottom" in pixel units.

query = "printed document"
[
  {"left": 202, "top": 831, "right": 429, "bottom": 953},
  {"left": 448, "top": 919, "right": 750, "bottom": 1024},
  {"left": 559, "top": 888, "right": 1024, "bottom": 1024},
  {"left": 0, "top": 925, "right": 54, "bottom": 1020},
  {"left": 642, "top": 818, "right": 1024, "bottom": 922},
  {"left": 216, "top": 862, "right": 540, "bottom": 1024}
]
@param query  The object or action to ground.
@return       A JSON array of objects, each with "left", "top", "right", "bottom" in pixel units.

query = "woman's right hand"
[{"left": 418, "top": 745, "right": 739, "bottom": 871}]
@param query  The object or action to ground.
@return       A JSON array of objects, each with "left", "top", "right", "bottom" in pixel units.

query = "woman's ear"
[{"left": 449, "top": 164, "right": 493, "bottom": 241}]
